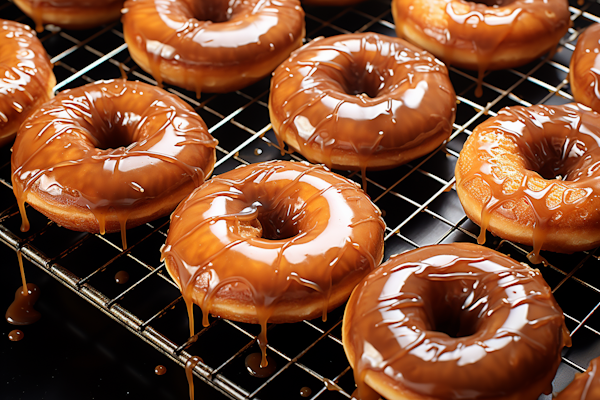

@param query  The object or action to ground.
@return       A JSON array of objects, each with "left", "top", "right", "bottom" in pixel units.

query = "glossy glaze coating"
[
  {"left": 13, "top": 0, "right": 124, "bottom": 31},
  {"left": 555, "top": 357, "right": 600, "bottom": 399},
  {"left": 570, "top": 23, "right": 600, "bottom": 113},
  {"left": 11, "top": 79, "right": 217, "bottom": 242},
  {"left": 161, "top": 160, "right": 385, "bottom": 365},
  {"left": 342, "top": 243, "right": 571, "bottom": 400},
  {"left": 392, "top": 0, "right": 570, "bottom": 96},
  {"left": 122, "top": 0, "right": 305, "bottom": 94},
  {"left": 0, "top": 19, "right": 55, "bottom": 147},
  {"left": 456, "top": 103, "right": 600, "bottom": 262},
  {"left": 269, "top": 33, "right": 456, "bottom": 184}
]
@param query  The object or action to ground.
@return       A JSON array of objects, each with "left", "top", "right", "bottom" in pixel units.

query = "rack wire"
[{"left": 1, "top": 0, "right": 600, "bottom": 398}]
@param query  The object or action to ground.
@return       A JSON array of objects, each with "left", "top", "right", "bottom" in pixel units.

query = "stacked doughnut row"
[{"left": 3, "top": 0, "right": 599, "bottom": 399}]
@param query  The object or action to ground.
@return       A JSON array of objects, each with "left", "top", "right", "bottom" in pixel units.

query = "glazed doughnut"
[
  {"left": 455, "top": 103, "right": 600, "bottom": 263},
  {"left": 11, "top": 79, "right": 217, "bottom": 246},
  {"left": 269, "top": 33, "right": 456, "bottom": 184},
  {"left": 0, "top": 19, "right": 55, "bottom": 147},
  {"left": 122, "top": 0, "right": 305, "bottom": 94},
  {"left": 160, "top": 160, "right": 385, "bottom": 363},
  {"left": 555, "top": 357, "right": 600, "bottom": 399},
  {"left": 570, "top": 23, "right": 600, "bottom": 112},
  {"left": 13, "top": 0, "right": 123, "bottom": 31},
  {"left": 342, "top": 242, "right": 571, "bottom": 400},
  {"left": 392, "top": 0, "right": 570, "bottom": 95}
]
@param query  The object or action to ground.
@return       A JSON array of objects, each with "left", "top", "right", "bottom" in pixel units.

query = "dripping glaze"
[
  {"left": 161, "top": 160, "right": 385, "bottom": 366},
  {"left": 342, "top": 243, "right": 570, "bottom": 400},
  {"left": 269, "top": 33, "right": 456, "bottom": 189},
  {"left": 392, "top": 0, "right": 570, "bottom": 96},
  {"left": 0, "top": 19, "right": 55, "bottom": 147},
  {"left": 11, "top": 79, "right": 217, "bottom": 248},
  {"left": 122, "top": 0, "right": 305, "bottom": 94},
  {"left": 455, "top": 103, "right": 600, "bottom": 262}
]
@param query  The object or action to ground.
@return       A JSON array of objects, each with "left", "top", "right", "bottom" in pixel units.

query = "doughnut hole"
[{"left": 424, "top": 279, "right": 481, "bottom": 338}]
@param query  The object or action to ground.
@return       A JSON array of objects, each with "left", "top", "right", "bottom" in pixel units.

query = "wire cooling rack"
[{"left": 2, "top": 0, "right": 600, "bottom": 398}]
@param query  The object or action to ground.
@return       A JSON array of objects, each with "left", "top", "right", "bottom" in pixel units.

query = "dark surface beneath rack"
[{"left": 2, "top": 0, "right": 600, "bottom": 399}]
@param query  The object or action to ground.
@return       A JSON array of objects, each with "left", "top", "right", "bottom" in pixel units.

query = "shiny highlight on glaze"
[
  {"left": 161, "top": 160, "right": 385, "bottom": 366},
  {"left": 343, "top": 243, "right": 570, "bottom": 400}
]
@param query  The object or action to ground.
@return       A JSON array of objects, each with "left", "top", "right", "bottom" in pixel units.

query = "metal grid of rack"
[{"left": 2, "top": 0, "right": 600, "bottom": 398}]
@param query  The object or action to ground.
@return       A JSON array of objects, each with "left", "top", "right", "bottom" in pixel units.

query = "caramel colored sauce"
[
  {"left": 269, "top": 33, "right": 456, "bottom": 187},
  {"left": 8, "top": 329, "right": 24, "bottom": 341},
  {"left": 154, "top": 364, "right": 167, "bottom": 375},
  {"left": 161, "top": 161, "right": 385, "bottom": 367},
  {"left": 185, "top": 355, "right": 202, "bottom": 400},
  {"left": 555, "top": 357, "right": 600, "bottom": 399},
  {"left": 245, "top": 353, "right": 276, "bottom": 378},
  {"left": 299, "top": 386, "right": 312, "bottom": 397},
  {"left": 11, "top": 79, "right": 217, "bottom": 249},
  {"left": 570, "top": 23, "right": 600, "bottom": 112},
  {"left": 114, "top": 270, "right": 129, "bottom": 284},
  {"left": 456, "top": 103, "right": 600, "bottom": 261},
  {"left": 0, "top": 19, "right": 54, "bottom": 146},
  {"left": 6, "top": 283, "right": 41, "bottom": 325},
  {"left": 392, "top": 0, "right": 570, "bottom": 96},
  {"left": 343, "top": 243, "right": 570, "bottom": 400},
  {"left": 13, "top": 0, "right": 123, "bottom": 31},
  {"left": 122, "top": 0, "right": 305, "bottom": 94}
]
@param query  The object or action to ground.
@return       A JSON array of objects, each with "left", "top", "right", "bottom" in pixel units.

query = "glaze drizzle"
[
  {"left": 269, "top": 33, "right": 456, "bottom": 188},
  {"left": 11, "top": 79, "right": 217, "bottom": 246},
  {"left": 456, "top": 103, "right": 600, "bottom": 262},
  {"left": 343, "top": 243, "right": 570, "bottom": 400},
  {"left": 392, "top": 0, "right": 570, "bottom": 96},
  {"left": 122, "top": 0, "right": 305, "bottom": 94},
  {"left": 0, "top": 19, "right": 55, "bottom": 147},
  {"left": 161, "top": 160, "right": 385, "bottom": 366}
]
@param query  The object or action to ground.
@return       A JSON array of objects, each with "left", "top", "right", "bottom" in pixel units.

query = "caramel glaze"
[
  {"left": 342, "top": 243, "right": 571, "bottom": 400},
  {"left": 269, "top": 33, "right": 456, "bottom": 188},
  {"left": 8, "top": 329, "right": 25, "bottom": 342},
  {"left": 0, "top": 19, "right": 55, "bottom": 147},
  {"left": 555, "top": 357, "right": 600, "bottom": 400},
  {"left": 455, "top": 103, "right": 600, "bottom": 262},
  {"left": 122, "top": 0, "right": 305, "bottom": 94},
  {"left": 570, "top": 23, "right": 600, "bottom": 113},
  {"left": 11, "top": 79, "right": 217, "bottom": 247},
  {"left": 185, "top": 355, "right": 202, "bottom": 400},
  {"left": 392, "top": 0, "right": 570, "bottom": 96},
  {"left": 13, "top": 0, "right": 124, "bottom": 32},
  {"left": 6, "top": 283, "right": 41, "bottom": 325},
  {"left": 161, "top": 160, "right": 385, "bottom": 366}
]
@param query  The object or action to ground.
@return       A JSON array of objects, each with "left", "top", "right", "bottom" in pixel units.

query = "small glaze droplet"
[
  {"left": 154, "top": 365, "right": 167, "bottom": 375},
  {"left": 300, "top": 386, "right": 312, "bottom": 397},
  {"left": 8, "top": 329, "right": 24, "bottom": 342},
  {"left": 115, "top": 270, "right": 130, "bottom": 284}
]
